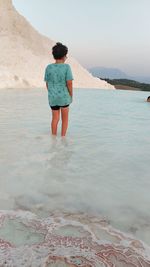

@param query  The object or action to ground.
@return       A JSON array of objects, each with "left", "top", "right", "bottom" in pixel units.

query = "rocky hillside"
[{"left": 0, "top": 0, "right": 114, "bottom": 89}]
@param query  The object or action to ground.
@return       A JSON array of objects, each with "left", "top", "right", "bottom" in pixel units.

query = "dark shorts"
[{"left": 50, "top": 105, "right": 69, "bottom": 110}]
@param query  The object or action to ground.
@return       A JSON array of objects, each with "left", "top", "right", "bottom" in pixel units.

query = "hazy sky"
[{"left": 13, "top": 0, "right": 150, "bottom": 76}]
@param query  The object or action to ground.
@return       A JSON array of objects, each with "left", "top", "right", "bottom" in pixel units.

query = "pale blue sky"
[{"left": 13, "top": 0, "right": 150, "bottom": 76}]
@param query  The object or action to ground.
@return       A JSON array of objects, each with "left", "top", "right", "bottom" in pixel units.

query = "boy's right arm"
[
  {"left": 66, "top": 65, "right": 73, "bottom": 98},
  {"left": 66, "top": 80, "right": 73, "bottom": 98}
]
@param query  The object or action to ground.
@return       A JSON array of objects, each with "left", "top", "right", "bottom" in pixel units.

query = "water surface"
[{"left": 0, "top": 88, "right": 150, "bottom": 249}]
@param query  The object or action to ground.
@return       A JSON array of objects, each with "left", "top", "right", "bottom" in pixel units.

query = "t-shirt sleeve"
[
  {"left": 44, "top": 66, "right": 48, "bottom": 82},
  {"left": 66, "top": 65, "right": 73, "bottom": 81}
]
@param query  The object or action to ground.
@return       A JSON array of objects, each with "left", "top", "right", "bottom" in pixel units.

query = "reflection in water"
[{"left": 46, "top": 137, "right": 74, "bottom": 169}]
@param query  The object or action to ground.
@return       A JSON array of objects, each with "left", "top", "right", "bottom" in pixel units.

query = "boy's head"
[
  {"left": 52, "top": 42, "right": 68, "bottom": 60},
  {"left": 147, "top": 96, "right": 150, "bottom": 102}
]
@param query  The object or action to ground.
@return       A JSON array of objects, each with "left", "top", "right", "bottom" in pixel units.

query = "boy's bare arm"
[
  {"left": 66, "top": 80, "right": 73, "bottom": 97},
  {"left": 46, "top": 82, "right": 48, "bottom": 90}
]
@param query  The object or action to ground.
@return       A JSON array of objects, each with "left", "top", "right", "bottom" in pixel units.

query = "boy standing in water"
[{"left": 44, "top": 42, "right": 73, "bottom": 137}]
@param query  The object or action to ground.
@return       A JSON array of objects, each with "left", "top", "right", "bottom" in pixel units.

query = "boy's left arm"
[{"left": 44, "top": 67, "right": 48, "bottom": 90}]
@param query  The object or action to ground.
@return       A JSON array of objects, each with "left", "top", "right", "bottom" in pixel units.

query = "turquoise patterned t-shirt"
[{"left": 44, "top": 63, "right": 73, "bottom": 107}]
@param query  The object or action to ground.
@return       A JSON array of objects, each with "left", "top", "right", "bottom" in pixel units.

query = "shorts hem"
[{"left": 50, "top": 105, "right": 69, "bottom": 110}]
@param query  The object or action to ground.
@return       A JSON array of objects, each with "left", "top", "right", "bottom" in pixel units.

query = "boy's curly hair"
[{"left": 52, "top": 42, "right": 68, "bottom": 59}]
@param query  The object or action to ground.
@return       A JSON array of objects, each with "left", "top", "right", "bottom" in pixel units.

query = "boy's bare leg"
[
  {"left": 51, "top": 109, "right": 60, "bottom": 135},
  {"left": 61, "top": 107, "right": 69, "bottom": 136}
]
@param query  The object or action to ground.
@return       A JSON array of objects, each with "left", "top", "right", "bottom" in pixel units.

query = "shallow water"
[{"left": 0, "top": 88, "right": 150, "bottom": 265}]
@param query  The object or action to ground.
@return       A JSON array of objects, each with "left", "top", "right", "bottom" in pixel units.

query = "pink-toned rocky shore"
[{"left": 0, "top": 210, "right": 150, "bottom": 266}]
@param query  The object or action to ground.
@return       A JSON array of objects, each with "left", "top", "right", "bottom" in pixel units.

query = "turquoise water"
[{"left": 0, "top": 88, "right": 150, "bottom": 247}]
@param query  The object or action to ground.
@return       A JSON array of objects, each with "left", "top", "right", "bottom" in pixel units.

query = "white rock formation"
[{"left": 0, "top": 0, "right": 114, "bottom": 89}]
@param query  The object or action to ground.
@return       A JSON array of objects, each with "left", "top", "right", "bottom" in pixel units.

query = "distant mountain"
[
  {"left": 88, "top": 66, "right": 150, "bottom": 84},
  {"left": 133, "top": 76, "right": 150, "bottom": 84},
  {"left": 88, "top": 67, "right": 128, "bottom": 79}
]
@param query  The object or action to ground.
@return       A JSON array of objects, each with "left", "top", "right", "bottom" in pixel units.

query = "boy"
[{"left": 44, "top": 42, "right": 73, "bottom": 136}]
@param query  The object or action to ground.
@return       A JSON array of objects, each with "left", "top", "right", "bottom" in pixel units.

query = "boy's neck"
[{"left": 55, "top": 59, "right": 64, "bottom": 64}]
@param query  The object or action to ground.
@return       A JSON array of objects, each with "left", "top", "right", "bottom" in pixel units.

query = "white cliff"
[{"left": 0, "top": 0, "right": 114, "bottom": 89}]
